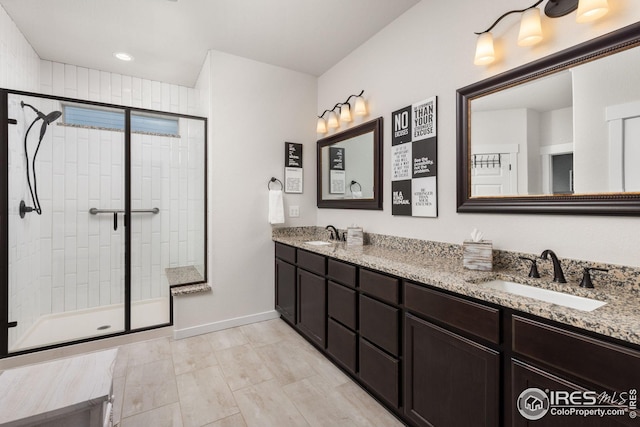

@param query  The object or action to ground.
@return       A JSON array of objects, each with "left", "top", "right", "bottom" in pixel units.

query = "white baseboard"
[{"left": 173, "top": 310, "right": 280, "bottom": 340}]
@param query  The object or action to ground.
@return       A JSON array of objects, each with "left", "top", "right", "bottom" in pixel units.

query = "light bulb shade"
[
  {"left": 327, "top": 111, "right": 339, "bottom": 128},
  {"left": 576, "top": 0, "right": 608, "bottom": 23},
  {"left": 518, "top": 8, "right": 543, "bottom": 46},
  {"left": 354, "top": 97, "right": 367, "bottom": 116},
  {"left": 474, "top": 32, "right": 495, "bottom": 65},
  {"left": 316, "top": 117, "right": 327, "bottom": 133},
  {"left": 340, "top": 104, "right": 352, "bottom": 122}
]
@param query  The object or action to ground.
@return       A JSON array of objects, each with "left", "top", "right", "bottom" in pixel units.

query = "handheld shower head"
[
  {"left": 20, "top": 100, "right": 63, "bottom": 217},
  {"left": 44, "top": 110, "right": 62, "bottom": 124}
]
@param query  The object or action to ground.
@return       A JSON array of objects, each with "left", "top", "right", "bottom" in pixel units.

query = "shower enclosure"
[{"left": 0, "top": 90, "right": 207, "bottom": 356}]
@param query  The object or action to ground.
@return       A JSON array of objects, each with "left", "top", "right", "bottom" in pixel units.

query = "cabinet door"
[
  {"left": 275, "top": 259, "right": 296, "bottom": 325},
  {"left": 404, "top": 313, "right": 500, "bottom": 427},
  {"left": 511, "top": 360, "right": 634, "bottom": 427},
  {"left": 297, "top": 269, "right": 326, "bottom": 348}
]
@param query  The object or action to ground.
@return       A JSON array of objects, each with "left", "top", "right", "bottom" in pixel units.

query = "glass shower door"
[
  {"left": 6, "top": 93, "right": 126, "bottom": 352},
  {"left": 129, "top": 112, "right": 206, "bottom": 329}
]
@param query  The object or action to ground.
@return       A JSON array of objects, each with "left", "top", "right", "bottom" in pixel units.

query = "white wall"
[
  {"left": 573, "top": 47, "right": 640, "bottom": 193},
  {"left": 317, "top": 0, "right": 640, "bottom": 267},
  {"left": 173, "top": 51, "right": 317, "bottom": 336}
]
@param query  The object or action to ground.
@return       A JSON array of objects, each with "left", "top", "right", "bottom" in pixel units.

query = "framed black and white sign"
[
  {"left": 284, "top": 142, "right": 303, "bottom": 193},
  {"left": 329, "top": 147, "right": 346, "bottom": 194},
  {"left": 391, "top": 96, "right": 438, "bottom": 217}
]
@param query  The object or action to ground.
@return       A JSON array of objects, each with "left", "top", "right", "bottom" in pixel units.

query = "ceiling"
[{"left": 0, "top": 0, "right": 420, "bottom": 87}]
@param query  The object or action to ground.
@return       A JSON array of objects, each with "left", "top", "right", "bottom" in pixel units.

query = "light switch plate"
[{"left": 289, "top": 205, "right": 299, "bottom": 217}]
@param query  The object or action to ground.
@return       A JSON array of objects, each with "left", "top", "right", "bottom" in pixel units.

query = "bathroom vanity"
[{"left": 274, "top": 230, "right": 640, "bottom": 427}]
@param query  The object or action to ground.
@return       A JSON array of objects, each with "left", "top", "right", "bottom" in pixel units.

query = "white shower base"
[{"left": 10, "top": 298, "right": 170, "bottom": 353}]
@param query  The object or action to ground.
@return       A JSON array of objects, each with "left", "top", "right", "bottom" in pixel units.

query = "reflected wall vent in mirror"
[
  {"left": 316, "top": 90, "right": 367, "bottom": 134},
  {"left": 458, "top": 21, "right": 640, "bottom": 215},
  {"left": 474, "top": 0, "right": 609, "bottom": 66},
  {"left": 317, "top": 117, "right": 383, "bottom": 210}
]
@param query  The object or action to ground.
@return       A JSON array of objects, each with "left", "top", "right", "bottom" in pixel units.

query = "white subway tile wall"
[
  {"left": 2, "top": 3, "right": 41, "bottom": 347},
  {"left": 0, "top": 6, "right": 40, "bottom": 91}
]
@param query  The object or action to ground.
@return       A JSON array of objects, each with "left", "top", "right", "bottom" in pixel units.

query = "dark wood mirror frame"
[
  {"left": 317, "top": 117, "right": 383, "bottom": 210},
  {"left": 456, "top": 22, "right": 640, "bottom": 216}
]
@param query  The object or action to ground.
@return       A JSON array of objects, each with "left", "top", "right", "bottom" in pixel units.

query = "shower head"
[
  {"left": 44, "top": 110, "right": 62, "bottom": 124},
  {"left": 20, "top": 101, "right": 63, "bottom": 218}
]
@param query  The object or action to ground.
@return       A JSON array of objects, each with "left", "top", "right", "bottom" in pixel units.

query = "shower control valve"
[{"left": 19, "top": 200, "right": 34, "bottom": 218}]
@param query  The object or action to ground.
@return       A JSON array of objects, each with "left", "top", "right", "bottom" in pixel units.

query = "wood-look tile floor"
[{"left": 112, "top": 319, "right": 404, "bottom": 427}]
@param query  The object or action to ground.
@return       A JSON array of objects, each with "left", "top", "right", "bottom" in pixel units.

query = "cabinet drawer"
[
  {"left": 359, "top": 269, "right": 399, "bottom": 304},
  {"left": 275, "top": 242, "right": 296, "bottom": 264},
  {"left": 327, "top": 259, "right": 356, "bottom": 287},
  {"left": 359, "top": 295, "right": 399, "bottom": 356},
  {"left": 512, "top": 315, "right": 640, "bottom": 392},
  {"left": 297, "top": 250, "right": 326, "bottom": 276},
  {"left": 404, "top": 282, "right": 500, "bottom": 344},
  {"left": 328, "top": 281, "right": 356, "bottom": 330},
  {"left": 327, "top": 318, "right": 357, "bottom": 373},
  {"left": 359, "top": 338, "right": 399, "bottom": 408}
]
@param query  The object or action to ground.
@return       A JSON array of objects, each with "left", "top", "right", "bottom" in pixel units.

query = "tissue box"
[
  {"left": 347, "top": 227, "right": 364, "bottom": 246},
  {"left": 463, "top": 240, "right": 493, "bottom": 271}
]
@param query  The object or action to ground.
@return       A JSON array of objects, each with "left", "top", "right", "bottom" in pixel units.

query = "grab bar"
[{"left": 89, "top": 207, "right": 160, "bottom": 215}]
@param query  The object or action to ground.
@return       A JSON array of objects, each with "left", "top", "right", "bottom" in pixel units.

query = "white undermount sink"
[
  {"left": 304, "top": 240, "right": 332, "bottom": 246},
  {"left": 478, "top": 279, "right": 607, "bottom": 312}
]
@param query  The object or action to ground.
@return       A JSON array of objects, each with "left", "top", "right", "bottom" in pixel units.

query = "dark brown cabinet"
[
  {"left": 274, "top": 243, "right": 640, "bottom": 427},
  {"left": 297, "top": 268, "right": 326, "bottom": 348},
  {"left": 511, "top": 360, "right": 635, "bottom": 427},
  {"left": 275, "top": 258, "right": 296, "bottom": 325},
  {"left": 510, "top": 316, "right": 640, "bottom": 427},
  {"left": 404, "top": 313, "right": 500, "bottom": 427}
]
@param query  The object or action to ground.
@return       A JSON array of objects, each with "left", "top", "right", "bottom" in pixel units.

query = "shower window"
[
  {"left": 1, "top": 90, "right": 207, "bottom": 356},
  {"left": 62, "top": 104, "right": 180, "bottom": 136}
]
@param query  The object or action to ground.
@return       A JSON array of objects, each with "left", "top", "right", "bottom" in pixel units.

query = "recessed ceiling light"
[{"left": 113, "top": 52, "right": 134, "bottom": 62}]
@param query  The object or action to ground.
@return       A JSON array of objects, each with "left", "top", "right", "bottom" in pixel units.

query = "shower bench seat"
[{"left": 0, "top": 348, "right": 117, "bottom": 427}]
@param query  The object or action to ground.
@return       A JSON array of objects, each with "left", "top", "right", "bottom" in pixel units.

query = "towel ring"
[
  {"left": 268, "top": 177, "right": 283, "bottom": 190},
  {"left": 350, "top": 180, "right": 362, "bottom": 192}
]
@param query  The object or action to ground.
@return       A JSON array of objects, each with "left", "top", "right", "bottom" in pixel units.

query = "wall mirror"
[
  {"left": 457, "top": 22, "right": 640, "bottom": 215},
  {"left": 317, "top": 117, "right": 383, "bottom": 209}
]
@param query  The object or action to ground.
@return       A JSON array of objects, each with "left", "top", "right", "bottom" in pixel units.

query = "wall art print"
[{"left": 391, "top": 96, "right": 438, "bottom": 217}]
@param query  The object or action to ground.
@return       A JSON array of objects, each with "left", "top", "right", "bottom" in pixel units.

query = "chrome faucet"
[
  {"left": 540, "top": 250, "right": 566, "bottom": 283},
  {"left": 325, "top": 225, "right": 341, "bottom": 241}
]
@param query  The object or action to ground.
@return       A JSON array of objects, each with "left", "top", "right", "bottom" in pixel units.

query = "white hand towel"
[
  {"left": 351, "top": 191, "right": 363, "bottom": 199},
  {"left": 269, "top": 190, "right": 285, "bottom": 224}
]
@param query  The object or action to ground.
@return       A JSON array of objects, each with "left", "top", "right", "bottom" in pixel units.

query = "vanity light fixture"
[
  {"left": 327, "top": 111, "right": 339, "bottom": 129},
  {"left": 474, "top": 0, "right": 609, "bottom": 65},
  {"left": 576, "top": 0, "right": 609, "bottom": 22},
  {"left": 316, "top": 90, "right": 367, "bottom": 134}
]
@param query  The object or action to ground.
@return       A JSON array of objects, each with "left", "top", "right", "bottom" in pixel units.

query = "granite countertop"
[{"left": 273, "top": 232, "right": 640, "bottom": 346}]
